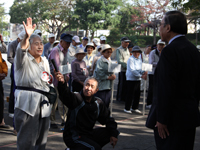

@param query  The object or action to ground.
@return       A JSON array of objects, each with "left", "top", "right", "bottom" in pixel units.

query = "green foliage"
[
  {"left": 9, "top": 0, "right": 76, "bottom": 39},
  {"left": 115, "top": 4, "right": 139, "bottom": 35},
  {"left": 74, "top": 0, "right": 122, "bottom": 37},
  {"left": 0, "top": 3, "right": 4, "bottom": 17}
]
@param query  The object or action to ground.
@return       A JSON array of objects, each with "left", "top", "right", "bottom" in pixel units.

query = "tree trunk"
[
  {"left": 91, "top": 31, "right": 95, "bottom": 41},
  {"left": 76, "top": 27, "right": 79, "bottom": 36},
  {"left": 195, "top": 20, "right": 197, "bottom": 45},
  {"left": 153, "top": 26, "right": 156, "bottom": 44},
  {"left": 57, "top": 28, "right": 61, "bottom": 40},
  {"left": 147, "top": 27, "right": 149, "bottom": 36},
  {"left": 86, "top": 30, "right": 88, "bottom": 37}
]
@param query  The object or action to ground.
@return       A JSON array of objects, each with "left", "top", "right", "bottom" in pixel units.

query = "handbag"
[{"left": 16, "top": 86, "right": 57, "bottom": 105}]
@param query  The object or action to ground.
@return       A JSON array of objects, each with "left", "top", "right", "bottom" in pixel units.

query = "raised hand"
[{"left": 23, "top": 17, "right": 36, "bottom": 38}]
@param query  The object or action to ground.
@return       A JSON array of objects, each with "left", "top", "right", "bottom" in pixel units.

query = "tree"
[
  {"left": 74, "top": 0, "right": 122, "bottom": 39},
  {"left": 171, "top": 0, "right": 200, "bottom": 45},
  {"left": 0, "top": 3, "right": 4, "bottom": 17},
  {"left": 9, "top": 0, "right": 76, "bottom": 39},
  {"left": 131, "top": 0, "right": 170, "bottom": 44},
  {"left": 115, "top": 4, "right": 139, "bottom": 35}
]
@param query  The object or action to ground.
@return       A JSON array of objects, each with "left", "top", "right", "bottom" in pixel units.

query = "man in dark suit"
[{"left": 146, "top": 11, "right": 200, "bottom": 150}]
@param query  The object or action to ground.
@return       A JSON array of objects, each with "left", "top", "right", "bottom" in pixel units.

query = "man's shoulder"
[
  {"left": 149, "top": 49, "right": 156, "bottom": 55},
  {"left": 44, "top": 42, "right": 50, "bottom": 47},
  {"left": 9, "top": 39, "right": 18, "bottom": 47},
  {"left": 116, "top": 46, "right": 123, "bottom": 50},
  {"left": 94, "top": 96, "right": 104, "bottom": 104}
]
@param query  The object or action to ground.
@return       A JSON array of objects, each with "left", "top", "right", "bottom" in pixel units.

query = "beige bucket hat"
[
  {"left": 100, "top": 44, "right": 114, "bottom": 54},
  {"left": 75, "top": 48, "right": 87, "bottom": 57}
]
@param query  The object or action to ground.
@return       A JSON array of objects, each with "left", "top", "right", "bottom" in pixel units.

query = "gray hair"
[
  {"left": 28, "top": 34, "right": 43, "bottom": 50},
  {"left": 84, "top": 77, "right": 99, "bottom": 89},
  {"left": 29, "top": 34, "right": 42, "bottom": 45}
]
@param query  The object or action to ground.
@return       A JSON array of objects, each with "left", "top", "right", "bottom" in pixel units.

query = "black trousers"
[
  {"left": 147, "top": 74, "right": 153, "bottom": 106},
  {"left": 116, "top": 72, "right": 127, "bottom": 101},
  {"left": 0, "top": 81, "right": 4, "bottom": 122},
  {"left": 66, "top": 128, "right": 111, "bottom": 150},
  {"left": 9, "top": 64, "right": 15, "bottom": 113},
  {"left": 154, "top": 127, "right": 196, "bottom": 150},
  {"left": 72, "top": 80, "right": 83, "bottom": 93},
  {"left": 125, "top": 80, "right": 140, "bottom": 110},
  {"left": 95, "top": 90, "right": 111, "bottom": 108}
]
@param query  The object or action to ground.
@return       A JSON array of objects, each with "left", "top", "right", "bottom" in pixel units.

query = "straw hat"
[
  {"left": 86, "top": 42, "right": 95, "bottom": 50},
  {"left": 100, "top": 44, "right": 114, "bottom": 54},
  {"left": 75, "top": 48, "right": 87, "bottom": 57}
]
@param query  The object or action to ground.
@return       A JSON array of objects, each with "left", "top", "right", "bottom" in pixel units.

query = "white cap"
[
  {"left": 157, "top": 39, "right": 165, "bottom": 45},
  {"left": 72, "top": 35, "right": 80, "bottom": 43},
  {"left": 34, "top": 29, "right": 42, "bottom": 36},
  {"left": 93, "top": 38, "right": 100, "bottom": 46},
  {"left": 49, "top": 33, "right": 55, "bottom": 38},
  {"left": 100, "top": 36, "right": 106, "bottom": 41},
  {"left": 197, "top": 45, "right": 200, "bottom": 50},
  {"left": 18, "top": 31, "right": 26, "bottom": 40}
]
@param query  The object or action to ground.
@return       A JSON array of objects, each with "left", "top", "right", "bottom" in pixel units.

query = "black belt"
[{"left": 16, "top": 86, "right": 57, "bottom": 106}]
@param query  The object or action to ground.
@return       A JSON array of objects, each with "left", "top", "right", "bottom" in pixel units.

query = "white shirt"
[
  {"left": 168, "top": 34, "right": 185, "bottom": 44},
  {"left": 67, "top": 43, "right": 77, "bottom": 64},
  {"left": 14, "top": 44, "right": 52, "bottom": 118}
]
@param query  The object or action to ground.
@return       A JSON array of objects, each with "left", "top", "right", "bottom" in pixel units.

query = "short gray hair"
[
  {"left": 84, "top": 77, "right": 99, "bottom": 89},
  {"left": 29, "top": 34, "right": 42, "bottom": 45}
]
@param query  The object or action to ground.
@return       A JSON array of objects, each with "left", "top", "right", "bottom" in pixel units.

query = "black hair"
[
  {"left": 151, "top": 44, "right": 157, "bottom": 50},
  {"left": 128, "top": 43, "right": 134, "bottom": 49},
  {"left": 164, "top": 11, "right": 187, "bottom": 34}
]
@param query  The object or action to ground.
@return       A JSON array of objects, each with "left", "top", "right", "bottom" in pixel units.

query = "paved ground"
[{"left": 0, "top": 53, "right": 200, "bottom": 150}]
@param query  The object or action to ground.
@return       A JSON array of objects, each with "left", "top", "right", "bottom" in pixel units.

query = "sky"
[{"left": 1, "top": 0, "right": 14, "bottom": 13}]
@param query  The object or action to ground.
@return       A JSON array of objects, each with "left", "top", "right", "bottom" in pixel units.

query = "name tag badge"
[
  {"left": 41, "top": 71, "right": 50, "bottom": 82},
  {"left": 48, "top": 74, "right": 53, "bottom": 84},
  {"left": 59, "top": 64, "right": 72, "bottom": 74},
  {"left": 83, "top": 68, "right": 87, "bottom": 76}
]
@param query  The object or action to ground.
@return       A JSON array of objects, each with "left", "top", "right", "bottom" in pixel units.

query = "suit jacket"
[{"left": 146, "top": 36, "right": 200, "bottom": 131}]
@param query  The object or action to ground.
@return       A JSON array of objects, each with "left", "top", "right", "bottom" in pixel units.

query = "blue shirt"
[
  {"left": 126, "top": 55, "right": 144, "bottom": 81},
  {"left": 43, "top": 42, "right": 52, "bottom": 58}
]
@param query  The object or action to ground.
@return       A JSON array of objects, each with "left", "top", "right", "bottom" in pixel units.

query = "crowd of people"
[{"left": 0, "top": 10, "right": 200, "bottom": 150}]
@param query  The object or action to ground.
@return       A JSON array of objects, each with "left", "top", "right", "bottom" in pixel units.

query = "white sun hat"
[
  {"left": 157, "top": 39, "right": 165, "bottom": 45},
  {"left": 75, "top": 48, "right": 87, "bottom": 57},
  {"left": 100, "top": 44, "right": 114, "bottom": 54},
  {"left": 86, "top": 42, "right": 95, "bottom": 50}
]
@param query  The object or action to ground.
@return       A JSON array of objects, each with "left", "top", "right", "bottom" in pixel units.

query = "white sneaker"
[
  {"left": 146, "top": 105, "right": 152, "bottom": 109},
  {"left": 124, "top": 109, "right": 132, "bottom": 114},
  {"left": 9, "top": 113, "right": 14, "bottom": 118},
  {"left": 131, "top": 109, "right": 142, "bottom": 114}
]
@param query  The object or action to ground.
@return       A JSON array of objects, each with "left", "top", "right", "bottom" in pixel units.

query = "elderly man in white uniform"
[{"left": 14, "top": 18, "right": 53, "bottom": 150}]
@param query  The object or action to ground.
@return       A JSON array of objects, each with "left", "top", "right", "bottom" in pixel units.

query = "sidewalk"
[{"left": 0, "top": 54, "right": 200, "bottom": 150}]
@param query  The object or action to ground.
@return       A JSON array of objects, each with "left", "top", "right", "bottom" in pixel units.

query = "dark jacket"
[
  {"left": 146, "top": 36, "right": 200, "bottom": 131},
  {"left": 58, "top": 81, "right": 119, "bottom": 145}
]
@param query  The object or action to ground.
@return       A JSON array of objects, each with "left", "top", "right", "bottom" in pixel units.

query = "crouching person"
[
  {"left": 14, "top": 18, "right": 54, "bottom": 150},
  {"left": 55, "top": 71, "right": 119, "bottom": 150}
]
